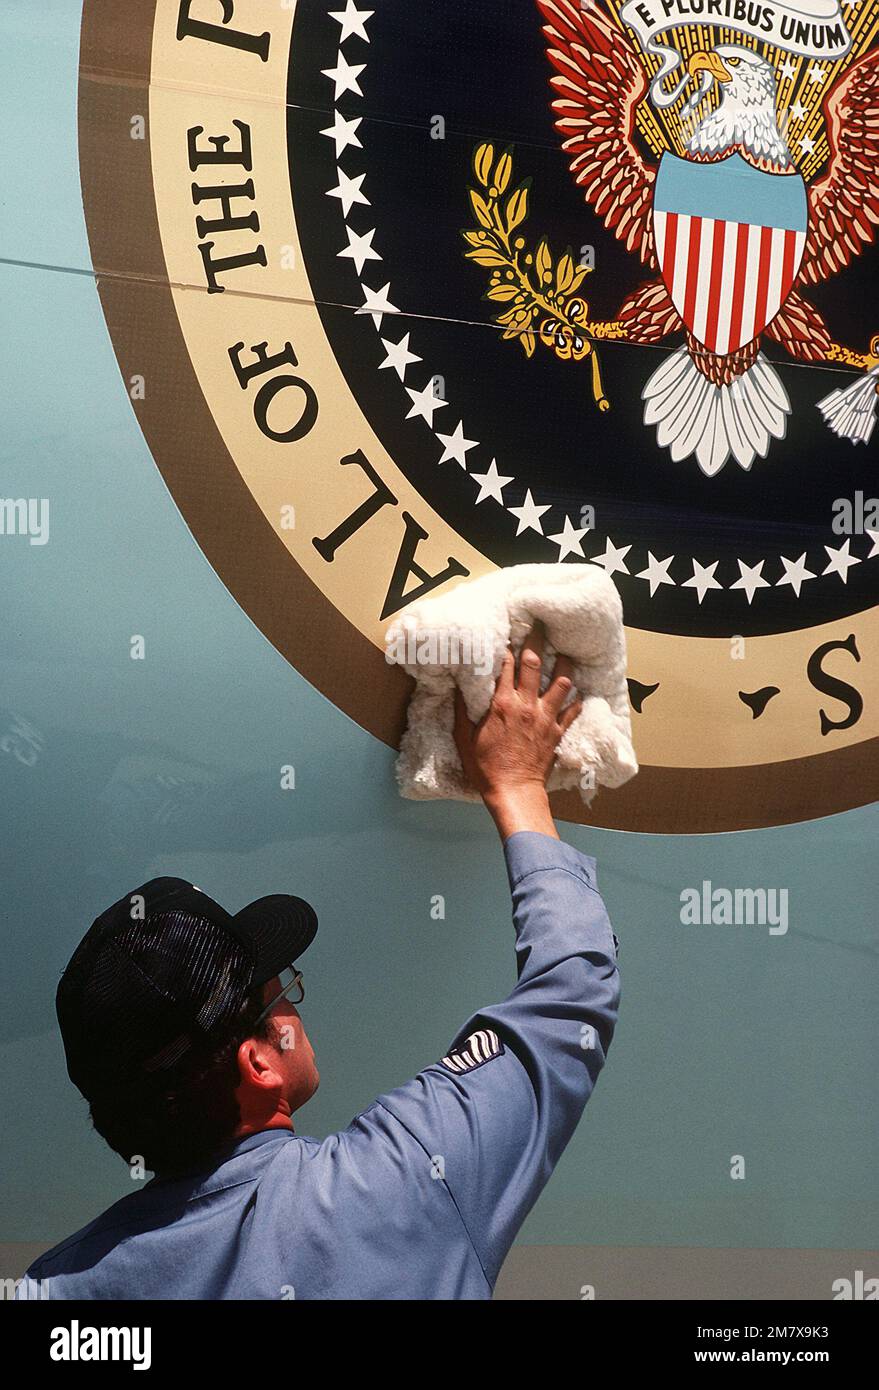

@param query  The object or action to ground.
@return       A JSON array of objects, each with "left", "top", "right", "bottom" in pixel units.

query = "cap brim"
[{"left": 233, "top": 895, "right": 318, "bottom": 985}]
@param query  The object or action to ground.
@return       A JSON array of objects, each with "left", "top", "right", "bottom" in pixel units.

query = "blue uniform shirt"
[{"left": 18, "top": 831, "right": 620, "bottom": 1300}]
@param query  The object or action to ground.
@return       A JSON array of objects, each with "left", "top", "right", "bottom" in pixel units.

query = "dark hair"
[{"left": 88, "top": 994, "right": 273, "bottom": 1177}]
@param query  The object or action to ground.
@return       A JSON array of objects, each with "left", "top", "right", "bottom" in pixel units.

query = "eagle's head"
[{"left": 686, "top": 46, "right": 791, "bottom": 170}]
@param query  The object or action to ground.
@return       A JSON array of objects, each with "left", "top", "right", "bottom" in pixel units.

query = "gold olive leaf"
[{"left": 462, "top": 143, "right": 610, "bottom": 408}]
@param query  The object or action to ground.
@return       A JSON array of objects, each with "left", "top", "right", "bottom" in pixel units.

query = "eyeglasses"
[{"left": 254, "top": 965, "right": 304, "bottom": 1026}]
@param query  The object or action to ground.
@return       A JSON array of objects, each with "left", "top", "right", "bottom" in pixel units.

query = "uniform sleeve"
[{"left": 375, "top": 830, "right": 620, "bottom": 1286}]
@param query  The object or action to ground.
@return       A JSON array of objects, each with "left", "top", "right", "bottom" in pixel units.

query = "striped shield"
[{"left": 653, "top": 153, "right": 808, "bottom": 356}]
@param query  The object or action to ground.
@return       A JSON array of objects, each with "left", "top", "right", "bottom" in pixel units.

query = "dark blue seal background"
[{"left": 287, "top": 0, "right": 877, "bottom": 636}]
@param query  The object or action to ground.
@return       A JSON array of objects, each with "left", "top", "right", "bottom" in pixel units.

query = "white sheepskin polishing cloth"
[{"left": 387, "top": 562, "right": 638, "bottom": 804}]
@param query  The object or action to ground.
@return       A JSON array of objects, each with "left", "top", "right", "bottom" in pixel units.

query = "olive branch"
[{"left": 462, "top": 142, "right": 612, "bottom": 408}]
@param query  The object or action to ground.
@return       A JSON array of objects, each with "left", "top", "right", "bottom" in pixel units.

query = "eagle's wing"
[
  {"left": 536, "top": 0, "right": 657, "bottom": 267},
  {"left": 765, "top": 289, "right": 833, "bottom": 362},
  {"left": 799, "top": 48, "right": 879, "bottom": 287}
]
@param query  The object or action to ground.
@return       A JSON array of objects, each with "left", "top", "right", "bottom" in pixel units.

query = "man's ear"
[{"left": 237, "top": 1034, "right": 276, "bottom": 1087}]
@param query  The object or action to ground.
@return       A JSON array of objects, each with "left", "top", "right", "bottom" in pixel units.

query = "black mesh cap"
[{"left": 56, "top": 877, "right": 317, "bottom": 1100}]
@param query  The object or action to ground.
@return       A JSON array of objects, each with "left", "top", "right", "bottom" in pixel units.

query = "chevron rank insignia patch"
[{"left": 441, "top": 1029, "right": 505, "bottom": 1075}]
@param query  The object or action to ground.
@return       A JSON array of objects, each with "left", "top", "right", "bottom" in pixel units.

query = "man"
[{"left": 17, "top": 627, "right": 620, "bottom": 1300}]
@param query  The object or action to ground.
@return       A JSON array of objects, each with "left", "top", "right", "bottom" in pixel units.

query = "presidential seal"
[{"left": 78, "top": 0, "right": 879, "bottom": 831}]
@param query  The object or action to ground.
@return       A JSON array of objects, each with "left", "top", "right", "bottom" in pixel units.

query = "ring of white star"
[{"left": 318, "top": 5, "right": 878, "bottom": 604}]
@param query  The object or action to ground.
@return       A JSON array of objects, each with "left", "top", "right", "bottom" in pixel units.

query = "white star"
[
  {"left": 470, "top": 458, "right": 513, "bottom": 505},
  {"left": 437, "top": 421, "right": 478, "bottom": 468},
  {"left": 320, "top": 111, "right": 362, "bottom": 157},
  {"left": 548, "top": 516, "right": 589, "bottom": 560},
  {"left": 338, "top": 225, "right": 381, "bottom": 275},
  {"left": 591, "top": 537, "right": 631, "bottom": 577},
  {"left": 799, "top": 134, "right": 817, "bottom": 156},
  {"left": 682, "top": 559, "right": 722, "bottom": 603},
  {"left": 731, "top": 559, "right": 770, "bottom": 603},
  {"left": 357, "top": 281, "right": 398, "bottom": 329},
  {"left": 329, "top": 2, "right": 374, "bottom": 43},
  {"left": 789, "top": 101, "right": 807, "bottom": 122},
  {"left": 379, "top": 332, "right": 421, "bottom": 380},
  {"left": 807, "top": 63, "right": 826, "bottom": 85},
  {"left": 866, "top": 528, "right": 879, "bottom": 558},
  {"left": 405, "top": 379, "right": 447, "bottom": 425},
  {"left": 823, "top": 539, "right": 861, "bottom": 582},
  {"left": 508, "top": 489, "right": 551, "bottom": 536},
  {"left": 326, "top": 168, "right": 369, "bottom": 218},
  {"left": 637, "top": 551, "right": 675, "bottom": 596},
  {"left": 322, "top": 54, "right": 366, "bottom": 100},
  {"left": 776, "top": 552, "right": 816, "bottom": 597},
  {"left": 779, "top": 59, "right": 797, "bottom": 82}
]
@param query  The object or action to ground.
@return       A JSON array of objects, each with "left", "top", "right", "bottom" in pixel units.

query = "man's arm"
[{"left": 372, "top": 628, "right": 621, "bottom": 1285}]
